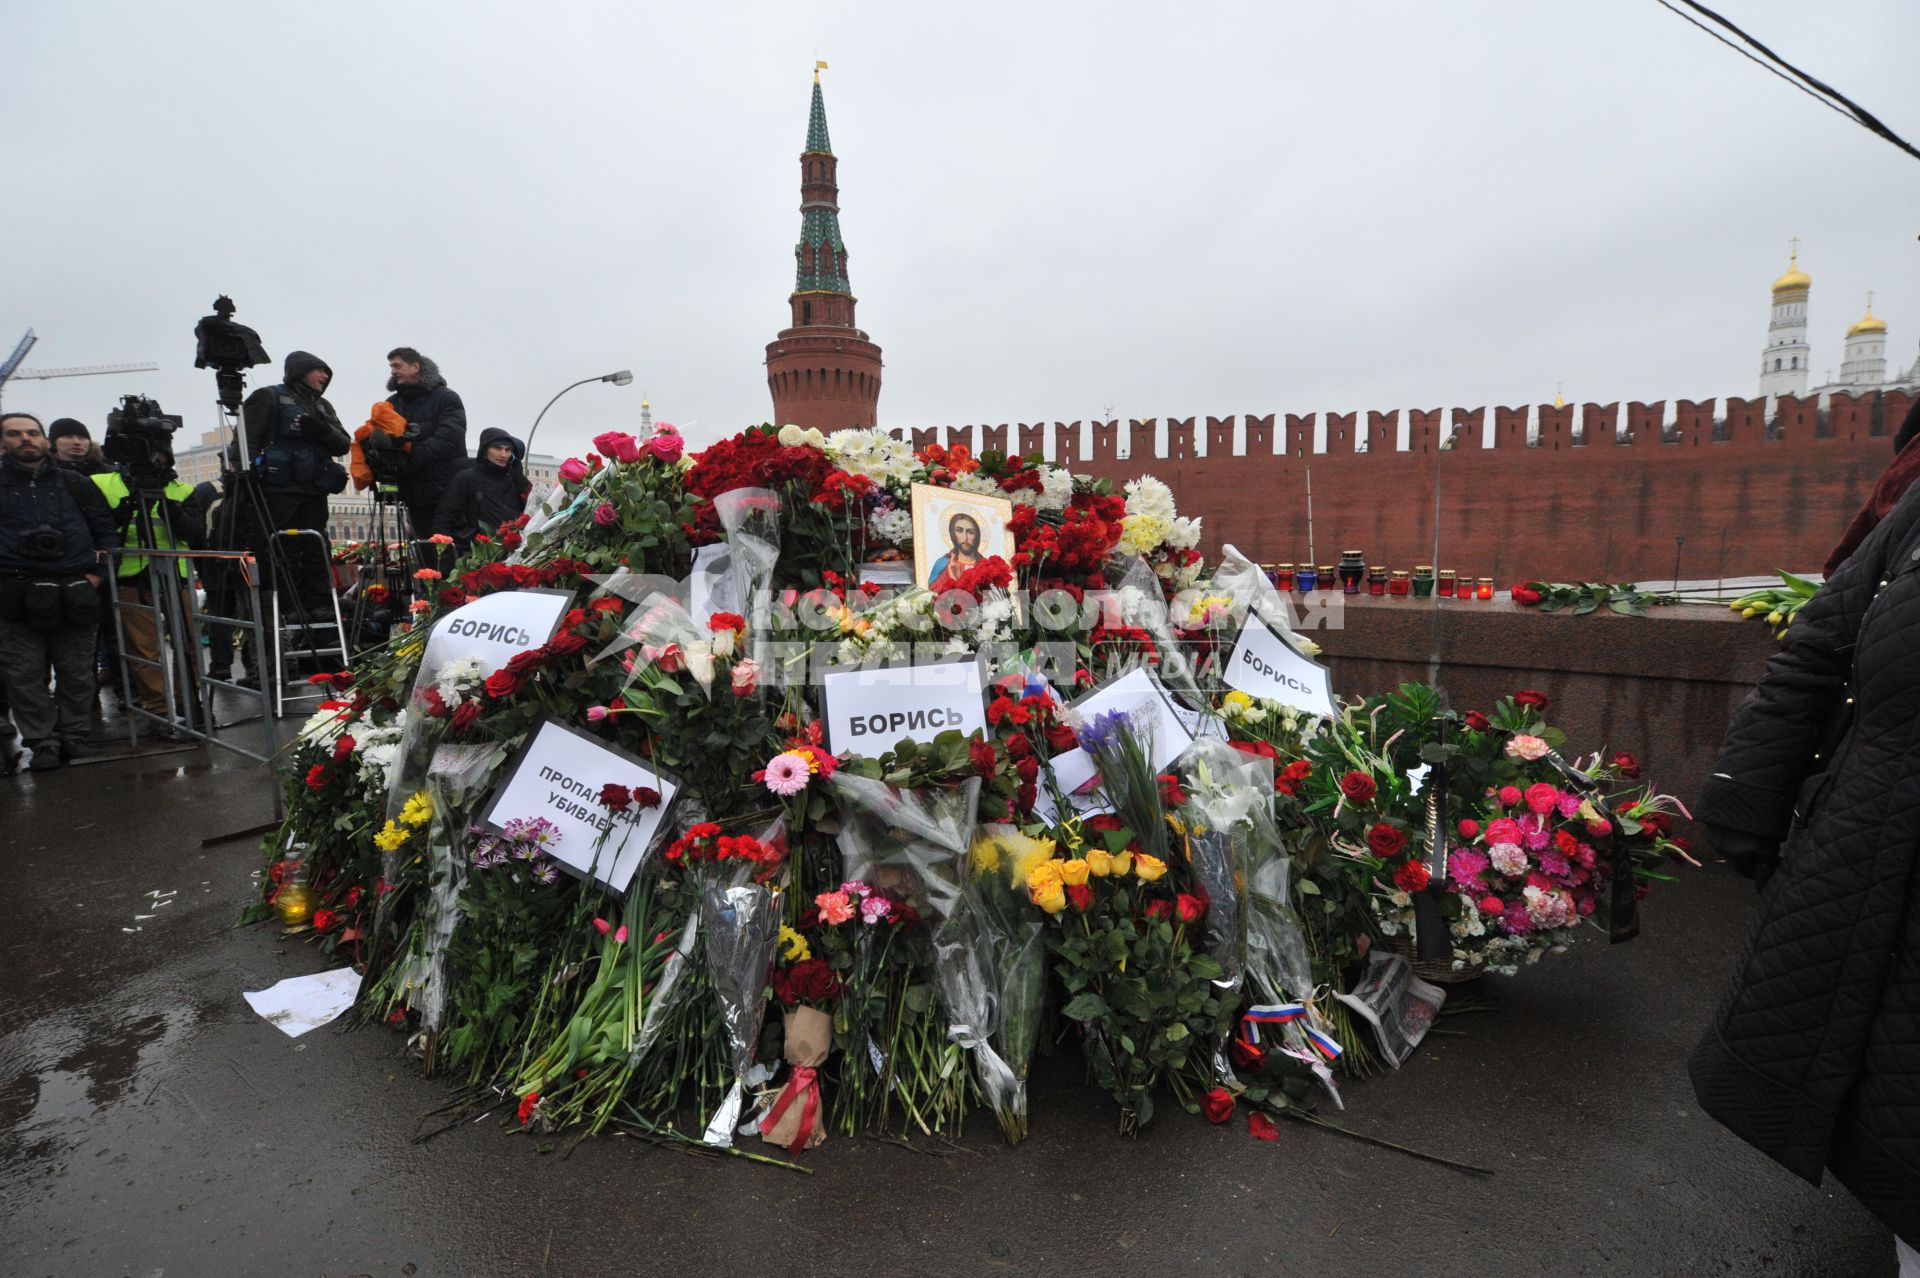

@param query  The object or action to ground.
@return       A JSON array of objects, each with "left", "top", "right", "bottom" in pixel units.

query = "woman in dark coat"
[{"left": 1693, "top": 479, "right": 1920, "bottom": 1264}]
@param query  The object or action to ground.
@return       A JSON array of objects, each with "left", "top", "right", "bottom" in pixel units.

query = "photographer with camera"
[
  {"left": 384, "top": 348, "right": 467, "bottom": 539},
  {"left": 242, "top": 351, "right": 350, "bottom": 620},
  {"left": 96, "top": 402, "right": 206, "bottom": 736},
  {"left": 0, "top": 412, "right": 118, "bottom": 771}
]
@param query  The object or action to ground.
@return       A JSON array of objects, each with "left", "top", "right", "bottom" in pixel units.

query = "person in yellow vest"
[{"left": 92, "top": 457, "right": 204, "bottom": 735}]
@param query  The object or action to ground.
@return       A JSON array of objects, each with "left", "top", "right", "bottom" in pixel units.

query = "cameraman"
[
  {"left": 384, "top": 348, "right": 467, "bottom": 540},
  {"left": 0, "top": 412, "right": 118, "bottom": 771},
  {"left": 95, "top": 432, "right": 205, "bottom": 735},
  {"left": 242, "top": 351, "right": 350, "bottom": 619}
]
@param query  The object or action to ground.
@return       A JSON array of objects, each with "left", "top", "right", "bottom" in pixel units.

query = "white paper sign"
[
  {"left": 421, "top": 588, "right": 574, "bottom": 682},
  {"left": 822, "top": 656, "right": 988, "bottom": 754},
  {"left": 244, "top": 968, "right": 364, "bottom": 1038},
  {"left": 480, "top": 718, "right": 680, "bottom": 892},
  {"left": 1223, "top": 611, "right": 1336, "bottom": 719},
  {"left": 1034, "top": 668, "right": 1196, "bottom": 822}
]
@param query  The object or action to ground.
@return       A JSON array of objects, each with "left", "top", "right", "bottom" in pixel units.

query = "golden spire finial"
[
  {"left": 1554, "top": 382, "right": 1565, "bottom": 409},
  {"left": 1787, "top": 234, "right": 1801, "bottom": 266},
  {"left": 814, "top": 59, "right": 828, "bottom": 83}
]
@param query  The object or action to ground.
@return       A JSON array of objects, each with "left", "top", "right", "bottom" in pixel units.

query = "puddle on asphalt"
[{"left": 0, "top": 999, "right": 195, "bottom": 1189}]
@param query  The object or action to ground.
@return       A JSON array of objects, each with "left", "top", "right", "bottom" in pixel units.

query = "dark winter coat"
[
  {"left": 1824, "top": 400, "right": 1920, "bottom": 574},
  {"left": 1691, "top": 478, "right": 1920, "bottom": 1246},
  {"left": 432, "top": 427, "right": 529, "bottom": 542},
  {"left": 0, "top": 455, "right": 120, "bottom": 577},
  {"left": 386, "top": 356, "right": 467, "bottom": 508},
  {"left": 242, "top": 351, "right": 350, "bottom": 495}
]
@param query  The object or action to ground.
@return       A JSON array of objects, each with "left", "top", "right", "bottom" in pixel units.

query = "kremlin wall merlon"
[{"left": 895, "top": 389, "right": 1919, "bottom": 584}]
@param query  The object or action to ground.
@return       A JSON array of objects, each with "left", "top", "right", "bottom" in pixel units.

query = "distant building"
[
  {"left": 763, "top": 67, "right": 883, "bottom": 431},
  {"left": 1758, "top": 249, "right": 1920, "bottom": 401}
]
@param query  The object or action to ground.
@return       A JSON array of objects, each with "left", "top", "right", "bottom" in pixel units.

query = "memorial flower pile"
[{"left": 259, "top": 417, "right": 1692, "bottom": 1155}]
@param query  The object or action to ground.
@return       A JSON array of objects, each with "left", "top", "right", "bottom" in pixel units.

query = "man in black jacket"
[
  {"left": 242, "top": 351, "right": 350, "bottom": 619},
  {"left": 385, "top": 347, "right": 467, "bottom": 541},
  {"left": 0, "top": 412, "right": 120, "bottom": 771},
  {"left": 48, "top": 419, "right": 109, "bottom": 476},
  {"left": 433, "top": 427, "right": 530, "bottom": 551}
]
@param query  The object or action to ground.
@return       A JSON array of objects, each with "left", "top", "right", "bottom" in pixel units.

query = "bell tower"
[{"left": 764, "top": 65, "right": 884, "bottom": 431}]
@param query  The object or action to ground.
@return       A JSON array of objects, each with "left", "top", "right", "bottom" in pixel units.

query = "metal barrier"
[{"left": 104, "top": 545, "right": 282, "bottom": 785}]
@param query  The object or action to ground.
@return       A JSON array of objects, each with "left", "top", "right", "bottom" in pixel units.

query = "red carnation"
[
  {"left": 1366, "top": 823, "right": 1406, "bottom": 858},
  {"left": 305, "top": 763, "right": 331, "bottom": 789},
  {"left": 1157, "top": 773, "right": 1189, "bottom": 808},
  {"left": 1201, "top": 1087, "right": 1235, "bottom": 1124},
  {"left": 1044, "top": 722, "right": 1077, "bottom": 753},
  {"left": 1005, "top": 733, "right": 1033, "bottom": 760},
  {"left": 632, "top": 786, "right": 661, "bottom": 810},
  {"left": 311, "top": 908, "right": 338, "bottom": 932},
  {"left": 1392, "top": 859, "right": 1432, "bottom": 892},
  {"left": 1478, "top": 894, "right": 1506, "bottom": 916},
  {"left": 969, "top": 737, "right": 998, "bottom": 777},
  {"left": 1513, "top": 689, "right": 1550, "bottom": 713},
  {"left": 1339, "top": 771, "right": 1376, "bottom": 803},
  {"left": 1457, "top": 819, "right": 1480, "bottom": 840},
  {"left": 600, "top": 783, "right": 631, "bottom": 812}
]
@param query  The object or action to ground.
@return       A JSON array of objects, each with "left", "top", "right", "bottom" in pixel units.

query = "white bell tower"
[{"left": 1759, "top": 241, "right": 1811, "bottom": 398}]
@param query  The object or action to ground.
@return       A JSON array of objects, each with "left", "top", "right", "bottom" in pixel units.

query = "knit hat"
[{"left": 47, "top": 418, "right": 89, "bottom": 442}]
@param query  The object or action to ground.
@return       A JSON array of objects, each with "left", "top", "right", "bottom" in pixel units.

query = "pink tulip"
[
  {"left": 557, "top": 457, "right": 589, "bottom": 484},
  {"left": 586, "top": 705, "right": 609, "bottom": 722},
  {"left": 613, "top": 925, "right": 629, "bottom": 944},
  {"left": 592, "top": 917, "right": 611, "bottom": 935}
]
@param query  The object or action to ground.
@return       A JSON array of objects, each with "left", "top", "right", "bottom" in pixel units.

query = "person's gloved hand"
[{"left": 1708, "top": 825, "right": 1780, "bottom": 889}]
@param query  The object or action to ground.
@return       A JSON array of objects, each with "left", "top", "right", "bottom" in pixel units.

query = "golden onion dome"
[
  {"left": 1772, "top": 255, "right": 1811, "bottom": 293},
  {"left": 1847, "top": 303, "right": 1887, "bottom": 337}
]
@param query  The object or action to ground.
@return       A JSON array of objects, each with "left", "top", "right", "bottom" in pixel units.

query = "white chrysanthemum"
[
  {"left": 868, "top": 507, "right": 913, "bottom": 545},
  {"left": 1116, "top": 512, "right": 1168, "bottom": 557},
  {"left": 949, "top": 471, "right": 1002, "bottom": 497},
  {"left": 1037, "top": 466, "right": 1073, "bottom": 513},
  {"left": 298, "top": 706, "right": 349, "bottom": 746},
  {"left": 1164, "top": 515, "right": 1202, "bottom": 551},
  {"left": 828, "top": 429, "right": 919, "bottom": 487},
  {"left": 1123, "top": 476, "right": 1176, "bottom": 523}
]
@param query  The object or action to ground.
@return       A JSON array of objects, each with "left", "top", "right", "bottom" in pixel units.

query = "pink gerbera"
[{"left": 762, "top": 751, "right": 810, "bottom": 797}]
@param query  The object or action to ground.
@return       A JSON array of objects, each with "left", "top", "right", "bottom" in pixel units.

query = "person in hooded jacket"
[
  {"left": 1693, "top": 476, "right": 1920, "bottom": 1272},
  {"left": 384, "top": 347, "right": 467, "bottom": 540},
  {"left": 241, "top": 351, "right": 350, "bottom": 619},
  {"left": 433, "top": 427, "right": 529, "bottom": 551}
]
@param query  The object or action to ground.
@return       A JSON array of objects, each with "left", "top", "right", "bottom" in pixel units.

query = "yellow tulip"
[
  {"left": 1085, "top": 848, "right": 1114, "bottom": 877},
  {"left": 1134, "top": 853, "right": 1168, "bottom": 882},
  {"left": 1059, "top": 858, "right": 1090, "bottom": 886}
]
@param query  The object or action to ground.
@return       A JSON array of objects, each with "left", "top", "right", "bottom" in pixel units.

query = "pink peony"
[
  {"left": 1506, "top": 734, "right": 1551, "bottom": 762},
  {"left": 1524, "top": 783, "right": 1560, "bottom": 815},
  {"left": 594, "top": 502, "right": 618, "bottom": 527},
  {"left": 1498, "top": 785, "right": 1523, "bottom": 807},
  {"left": 557, "top": 457, "right": 589, "bottom": 484},
  {"left": 762, "top": 751, "right": 811, "bottom": 797},
  {"left": 815, "top": 890, "right": 854, "bottom": 925},
  {"left": 1484, "top": 817, "right": 1524, "bottom": 847}
]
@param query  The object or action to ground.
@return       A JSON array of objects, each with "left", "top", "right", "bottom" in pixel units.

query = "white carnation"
[
  {"left": 1037, "top": 466, "right": 1073, "bottom": 513},
  {"left": 1123, "top": 475, "right": 1176, "bottom": 523}
]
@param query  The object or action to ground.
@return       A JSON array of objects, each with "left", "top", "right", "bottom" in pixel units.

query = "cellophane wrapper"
[{"left": 698, "top": 881, "right": 782, "bottom": 1146}]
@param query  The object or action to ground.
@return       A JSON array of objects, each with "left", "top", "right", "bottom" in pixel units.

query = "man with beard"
[{"left": 384, "top": 347, "right": 468, "bottom": 541}]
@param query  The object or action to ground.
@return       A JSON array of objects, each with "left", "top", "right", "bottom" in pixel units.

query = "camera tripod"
[{"left": 345, "top": 484, "right": 417, "bottom": 649}]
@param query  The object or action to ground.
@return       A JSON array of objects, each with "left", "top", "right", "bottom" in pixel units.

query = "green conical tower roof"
[{"left": 805, "top": 78, "right": 832, "bottom": 154}]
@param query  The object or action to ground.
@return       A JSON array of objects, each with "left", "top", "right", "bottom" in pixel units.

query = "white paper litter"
[{"left": 244, "top": 968, "right": 363, "bottom": 1038}]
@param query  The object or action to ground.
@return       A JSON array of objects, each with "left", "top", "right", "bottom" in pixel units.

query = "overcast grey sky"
[{"left": 6, "top": 1, "right": 1918, "bottom": 461}]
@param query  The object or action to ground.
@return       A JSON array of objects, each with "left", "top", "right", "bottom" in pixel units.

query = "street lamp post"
[{"left": 525, "top": 369, "right": 634, "bottom": 456}]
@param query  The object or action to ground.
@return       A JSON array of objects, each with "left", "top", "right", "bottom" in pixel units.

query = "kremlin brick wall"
[{"left": 901, "top": 390, "right": 1917, "bottom": 583}]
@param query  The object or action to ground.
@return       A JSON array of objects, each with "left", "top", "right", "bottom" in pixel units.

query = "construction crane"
[{"left": 0, "top": 328, "right": 160, "bottom": 410}]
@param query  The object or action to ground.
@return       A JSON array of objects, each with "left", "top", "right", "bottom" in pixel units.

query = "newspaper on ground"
[{"left": 1332, "top": 950, "right": 1446, "bottom": 1069}]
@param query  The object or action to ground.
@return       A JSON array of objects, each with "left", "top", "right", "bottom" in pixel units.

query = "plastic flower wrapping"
[{"left": 255, "top": 420, "right": 1695, "bottom": 1155}]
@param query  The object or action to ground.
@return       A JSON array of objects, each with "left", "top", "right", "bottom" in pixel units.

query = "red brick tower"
[{"left": 765, "top": 67, "right": 883, "bottom": 430}]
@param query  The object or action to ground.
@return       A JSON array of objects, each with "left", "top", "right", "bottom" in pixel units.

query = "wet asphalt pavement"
[{"left": 0, "top": 719, "right": 1897, "bottom": 1278}]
